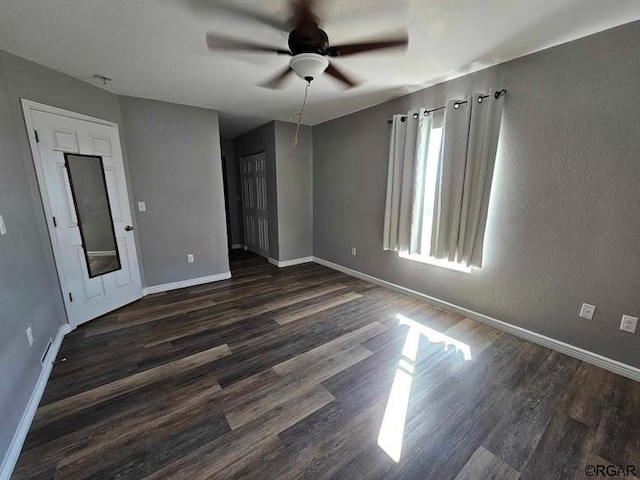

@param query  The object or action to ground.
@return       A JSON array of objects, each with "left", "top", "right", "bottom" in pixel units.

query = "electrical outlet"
[
  {"left": 0, "top": 214, "right": 6, "bottom": 235},
  {"left": 26, "top": 326, "right": 33, "bottom": 346},
  {"left": 187, "top": 254, "right": 195, "bottom": 263},
  {"left": 620, "top": 315, "right": 638, "bottom": 334},
  {"left": 138, "top": 202, "right": 146, "bottom": 212},
  {"left": 351, "top": 247, "right": 357, "bottom": 256},
  {"left": 579, "top": 303, "right": 596, "bottom": 320}
]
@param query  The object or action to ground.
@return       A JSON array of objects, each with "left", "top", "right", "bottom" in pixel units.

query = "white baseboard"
[
  {"left": 268, "top": 256, "right": 314, "bottom": 268},
  {"left": 231, "top": 244, "right": 244, "bottom": 250},
  {"left": 142, "top": 272, "right": 231, "bottom": 295},
  {"left": 0, "top": 323, "right": 71, "bottom": 480},
  {"left": 312, "top": 256, "right": 640, "bottom": 382}
]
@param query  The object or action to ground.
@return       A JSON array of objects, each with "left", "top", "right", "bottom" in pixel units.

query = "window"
[
  {"left": 385, "top": 93, "right": 504, "bottom": 270},
  {"left": 399, "top": 119, "right": 471, "bottom": 273}
]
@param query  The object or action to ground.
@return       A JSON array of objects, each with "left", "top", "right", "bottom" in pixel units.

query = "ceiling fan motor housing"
[
  {"left": 288, "top": 22, "right": 329, "bottom": 55},
  {"left": 290, "top": 53, "right": 329, "bottom": 82}
]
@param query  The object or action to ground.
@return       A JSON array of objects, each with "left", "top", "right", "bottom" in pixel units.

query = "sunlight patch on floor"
[
  {"left": 377, "top": 313, "right": 473, "bottom": 463},
  {"left": 397, "top": 313, "right": 472, "bottom": 361}
]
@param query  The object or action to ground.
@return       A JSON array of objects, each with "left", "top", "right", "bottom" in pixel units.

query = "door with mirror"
[{"left": 25, "top": 102, "right": 142, "bottom": 327}]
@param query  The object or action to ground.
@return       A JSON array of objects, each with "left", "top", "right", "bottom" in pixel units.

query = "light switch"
[
  {"left": 138, "top": 202, "right": 146, "bottom": 212},
  {"left": 187, "top": 254, "right": 195, "bottom": 263},
  {"left": 0, "top": 215, "right": 6, "bottom": 235}
]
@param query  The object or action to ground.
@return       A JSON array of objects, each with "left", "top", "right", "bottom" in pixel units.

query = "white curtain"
[
  {"left": 409, "top": 110, "right": 432, "bottom": 254},
  {"left": 457, "top": 92, "right": 505, "bottom": 266},
  {"left": 431, "top": 91, "right": 505, "bottom": 267},
  {"left": 383, "top": 109, "right": 431, "bottom": 253},
  {"left": 430, "top": 99, "right": 472, "bottom": 261},
  {"left": 383, "top": 114, "right": 407, "bottom": 251}
]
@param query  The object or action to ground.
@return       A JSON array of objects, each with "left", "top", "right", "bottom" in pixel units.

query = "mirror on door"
[{"left": 64, "top": 153, "right": 122, "bottom": 278}]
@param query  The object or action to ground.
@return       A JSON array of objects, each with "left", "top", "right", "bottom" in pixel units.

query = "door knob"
[{"left": 125, "top": 225, "right": 134, "bottom": 231}]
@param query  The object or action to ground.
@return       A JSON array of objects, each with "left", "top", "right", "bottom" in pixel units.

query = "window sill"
[{"left": 399, "top": 252, "right": 471, "bottom": 273}]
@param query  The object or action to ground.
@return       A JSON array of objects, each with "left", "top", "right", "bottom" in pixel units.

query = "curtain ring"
[
  {"left": 477, "top": 97, "right": 483, "bottom": 103},
  {"left": 401, "top": 116, "right": 407, "bottom": 122},
  {"left": 454, "top": 103, "right": 460, "bottom": 109}
]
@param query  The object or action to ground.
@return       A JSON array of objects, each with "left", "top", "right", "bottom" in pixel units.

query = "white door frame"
[{"left": 21, "top": 99, "right": 141, "bottom": 329}]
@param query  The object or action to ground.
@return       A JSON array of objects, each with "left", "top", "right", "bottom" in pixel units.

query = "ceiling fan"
[{"left": 203, "top": 0, "right": 409, "bottom": 89}]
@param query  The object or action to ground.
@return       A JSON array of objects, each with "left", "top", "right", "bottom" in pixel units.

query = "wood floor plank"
[
  {"left": 274, "top": 292, "right": 363, "bottom": 324},
  {"left": 83, "top": 296, "right": 220, "bottom": 336},
  {"left": 443, "top": 317, "right": 505, "bottom": 358},
  {"left": 143, "top": 384, "right": 335, "bottom": 480},
  {"left": 141, "top": 282, "right": 349, "bottom": 348},
  {"left": 34, "top": 343, "right": 230, "bottom": 425},
  {"left": 211, "top": 436, "right": 292, "bottom": 480},
  {"left": 516, "top": 351, "right": 582, "bottom": 410},
  {"left": 225, "top": 344, "right": 372, "bottom": 429},
  {"left": 519, "top": 412, "right": 593, "bottom": 480},
  {"left": 591, "top": 374, "right": 640, "bottom": 466},
  {"left": 54, "top": 406, "right": 230, "bottom": 480},
  {"left": 331, "top": 443, "right": 397, "bottom": 480},
  {"left": 278, "top": 400, "right": 387, "bottom": 480},
  {"left": 454, "top": 446, "right": 520, "bottom": 480},
  {"left": 391, "top": 380, "right": 511, "bottom": 479},
  {"left": 13, "top": 251, "right": 640, "bottom": 480},
  {"left": 558, "top": 362, "right": 617, "bottom": 428},
  {"left": 280, "top": 353, "right": 397, "bottom": 455},
  {"left": 482, "top": 392, "right": 554, "bottom": 470},
  {"left": 272, "top": 321, "right": 386, "bottom": 376},
  {"left": 239, "top": 282, "right": 349, "bottom": 314},
  {"left": 13, "top": 367, "right": 222, "bottom": 475}
]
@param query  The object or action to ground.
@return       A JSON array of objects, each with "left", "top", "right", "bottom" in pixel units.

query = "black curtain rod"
[{"left": 387, "top": 89, "right": 507, "bottom": 124}]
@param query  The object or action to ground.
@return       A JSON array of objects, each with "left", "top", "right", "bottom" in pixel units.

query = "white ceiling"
[{"left": 1, "top": 0, "right": 639, "bottom": 137}]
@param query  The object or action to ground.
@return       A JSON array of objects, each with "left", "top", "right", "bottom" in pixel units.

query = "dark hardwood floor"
[{"left": 13, "top": 251, "right": 640, "bottom": 479}]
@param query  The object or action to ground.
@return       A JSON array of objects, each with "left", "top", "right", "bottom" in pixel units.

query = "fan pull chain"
[{"left": 291, "top": 80, "right": 311, "bottom": 146}]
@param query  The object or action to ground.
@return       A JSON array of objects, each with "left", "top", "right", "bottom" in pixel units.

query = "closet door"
[{"left": 240, "top": 152, "right": 269, "bottom": 258}]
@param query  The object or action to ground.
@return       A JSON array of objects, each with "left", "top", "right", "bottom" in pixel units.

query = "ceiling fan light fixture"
[{"left": 290, "top": 53, "right": 329, "bottom": 82}]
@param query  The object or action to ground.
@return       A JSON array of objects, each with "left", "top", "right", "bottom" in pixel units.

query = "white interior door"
[
  {"left": 240, "top": 152, "right": 268, "bottom": 257},
  {"left": 23, "top": 101, "right": 142, "bottom": 328}
]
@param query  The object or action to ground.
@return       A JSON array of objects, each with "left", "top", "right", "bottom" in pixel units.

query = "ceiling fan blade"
[
  {"left": 259, "top": 67, "right": 295, "bottom": 89},
  {"left": 327, "top": 32, "right": 408, "bottom": 57},
  {"left": 325, "top": 62, "right": 358, "bottom": 88},
  {"left": 188, "top": 0, "right": 289, "bottom": 32},
  {"left": 206, "top": 33, "right": 291, "bottom": 55}
]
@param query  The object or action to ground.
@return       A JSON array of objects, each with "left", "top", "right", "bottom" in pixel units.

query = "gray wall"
[
  {"left": 274, "top": 121, "right": 313, "bottom": 261},
  {"left": 119, "top": 96, "right": 229, "bottom": 286},
  {"left": 220, "top": 138, "right": 242, "bottom": 247},
  {"left": 313, "top": 21, "right": 640, "bottom": 368},
  {"left": 0, "top": 50, "right": 136, "bottom": 462},
  {"left": 233, "top": 121, "right": 313, "bottom": 262},
  {"left": 234, "top": 122, "right": 279, "bottom": 260}
]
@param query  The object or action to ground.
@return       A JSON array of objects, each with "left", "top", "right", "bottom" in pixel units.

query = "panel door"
[
  {"left": 240, "top": 152, "right": 268, "bottom": 258},
  {"left": 29, "top": 108, "right": 142, "bottom": 327}
]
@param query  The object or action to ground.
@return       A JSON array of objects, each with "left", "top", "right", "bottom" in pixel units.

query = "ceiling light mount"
[{"left": 92, "top": 74, "right": 113, "bottom": 87}]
